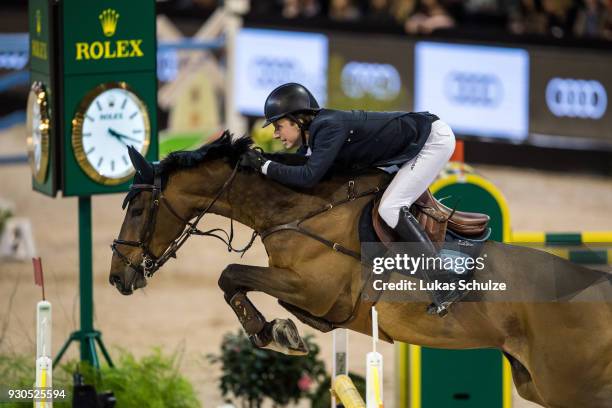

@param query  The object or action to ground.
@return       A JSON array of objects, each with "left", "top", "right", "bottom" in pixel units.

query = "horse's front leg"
[{"left": 218, "top": 263, "right": 312, "bottom": 356}]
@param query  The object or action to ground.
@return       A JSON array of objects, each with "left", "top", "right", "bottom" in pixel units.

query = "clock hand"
[
  {"left": 108, "top": 127, "right": 121, "bottom": 137},
  {"left": 108, "top": 127, "right": 141, "bottom": 143},
  {"left": 117, "top": 134, "right": 142, "bottom": 143},
  {"left": 108, "top": 127, "right": 128, "bottom": 139},
  {"left": 107, "top": 128, "right": 128, "bottom": 146}
]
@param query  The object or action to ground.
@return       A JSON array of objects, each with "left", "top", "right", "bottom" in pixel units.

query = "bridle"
[
  {"left": 111, "top": 158, "right": 390, "bottom": 331},
  {"left": 111, "top": 162, "right": 258, "bottom": 279}
]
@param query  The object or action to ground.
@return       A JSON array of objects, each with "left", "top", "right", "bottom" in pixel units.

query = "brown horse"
[{"left": 109, "top": 132, "right": 612, "bottom": 408}]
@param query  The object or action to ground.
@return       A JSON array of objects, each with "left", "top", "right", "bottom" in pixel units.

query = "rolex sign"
[
  {"left": 59, "top": 0, "right": 158, "bottom": 196},
  {"left": 75, "top": 9, "right": 144, "bottom": 61},
  {"left": 61, "top": 0, "right": 155, "bottom": 76}
]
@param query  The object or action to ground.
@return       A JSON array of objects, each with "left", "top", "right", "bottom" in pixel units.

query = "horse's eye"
[{"left": 131, "top": 208, "right": 144, "bottom": 217}]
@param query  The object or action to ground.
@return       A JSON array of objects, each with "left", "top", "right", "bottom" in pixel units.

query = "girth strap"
[{"left": 262, "top": 220, "right": 363, "bottom": 260}]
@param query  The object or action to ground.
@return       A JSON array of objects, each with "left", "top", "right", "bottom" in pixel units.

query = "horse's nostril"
[{"left": 110, "top": 275, "right": 121, "bottom": 286}]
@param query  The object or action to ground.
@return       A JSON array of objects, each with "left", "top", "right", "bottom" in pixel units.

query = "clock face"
[
  {"left": 30, "top": 97, "right": 42, "bottom": 170},
  {"left": 72, "top": 82, "right": 150, "bottom": 185},
  {"left": 26, "top": 81, "right": 50, "bottom": 184}
]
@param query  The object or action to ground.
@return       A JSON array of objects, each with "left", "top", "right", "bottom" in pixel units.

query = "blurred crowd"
[{"left": 248, "top": 0, "right": 612, "bottom": 40}]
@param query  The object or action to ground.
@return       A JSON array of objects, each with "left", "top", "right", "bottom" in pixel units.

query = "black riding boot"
[{"left": 394, "top": 206, "right": 470, "bottom": 316}]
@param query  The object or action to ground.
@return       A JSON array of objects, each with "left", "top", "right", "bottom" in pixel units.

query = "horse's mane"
[
  {"left": 125, "top": 130, "right": 359, "bottom": 208},
  {"left": 157, "top": 130, "right": 319, "bottom": 176},
  {"left": 157, "top": 130, "right": 253, "bottom": 176},
  {"left": 154, "top": 129, "right": 388, "bottom": 196}
]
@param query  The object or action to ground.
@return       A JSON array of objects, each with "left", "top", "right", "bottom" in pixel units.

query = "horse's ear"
[{"left": 127, "top": 145, "right": 154, "bottom": 183}]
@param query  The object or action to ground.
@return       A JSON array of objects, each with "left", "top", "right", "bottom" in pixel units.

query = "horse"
[{"left": 109, "top": 131, "right": 612, "bottom": 408}]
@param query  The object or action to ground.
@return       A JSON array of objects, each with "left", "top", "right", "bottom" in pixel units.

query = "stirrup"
[
  {"left": 426, "top": 286, "right": 471, "bottom": 317},
  {"left": 427, "top": 301, "right": 452, "bottom": 317}
]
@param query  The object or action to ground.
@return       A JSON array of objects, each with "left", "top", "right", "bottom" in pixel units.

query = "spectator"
[
  {"left": 464, "top": 0, "right": 504, "bottom": 14},
  {"left": 250, "top": 0, "right": 283, "bottom": 16},
  {"left": 302, "top": 0, "right": 322, "bottom": 18},
  {"left": 329, "top": 0, "right": 362, "bottom": 21},
  {"left": 365, "top": 0, "right": 397, "bottom": 24},
  {"left": 282, "top": 0, "right": 302, "bottom": 18},
  {"left": 541, "top": 0, "right": 578, "bottom": 38},
  {"left": 603, "top": 1, "right": 612, "bottom": 39},
  {"left": 404, "top": 0, "right": 456, "bottom": 33},
  {"left": 193, "top": 0, "right": 218, "bottom": 9},
  {"left": 509, "top": 0, "right": 548, "bottom": 35},
  {"left": 389, "top": 0, "right": 417, "bottom": 24},
  {"left": 574, "top": 0, "right": 607, "bottom": 38}
]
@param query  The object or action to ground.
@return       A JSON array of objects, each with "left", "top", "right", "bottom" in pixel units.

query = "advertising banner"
[
  {"left": 234, "top": 28, "right": 328, "bottom": 116},
  {"left": 414, "top": 41, "right": 529, "bottom": 141},
  {"left": 530, "top": 48, "right": 611, "bottom": 144},
  {"left": 327, "top": 34, "right": 412, "bottom": 111}
]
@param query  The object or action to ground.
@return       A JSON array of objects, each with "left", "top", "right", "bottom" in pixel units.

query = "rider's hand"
[{"left": 239, "top": 149, "right": 266, "bottom": 172}]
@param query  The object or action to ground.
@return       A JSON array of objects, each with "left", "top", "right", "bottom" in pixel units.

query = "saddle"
[{"left": 372, "top": 189, "right": 490, "bottom": 245}]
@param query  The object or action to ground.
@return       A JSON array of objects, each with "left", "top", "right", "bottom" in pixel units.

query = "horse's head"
[
  {"left": 109, "top": 146, "right": 180, "bottom": 294},
  {"left": 109, "top": 131, "right": 253, "bottom": 295}
]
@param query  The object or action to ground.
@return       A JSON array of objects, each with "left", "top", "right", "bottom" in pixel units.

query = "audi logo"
[
  {"left": 444, "top": 72, "right": 503, "bottom": 107},
  {"left": 250, "top": 56, "right": 300, "bottom": 88},
  {"left": 545, "top": 78, "right": 607, "bottom": 120},
  {"left": 341, "top": 62, "right": 401, "bottom": 101},
  {"left": 0, "top": 52, "right": 28, "bottom": 70}
]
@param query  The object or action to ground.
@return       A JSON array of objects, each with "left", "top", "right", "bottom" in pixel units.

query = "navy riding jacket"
[{"left": 265, "top": 109, "right": 439, "bottom": 188}]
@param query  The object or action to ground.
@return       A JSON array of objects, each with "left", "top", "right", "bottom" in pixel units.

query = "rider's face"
[{"left": 272, "top": 118, "right": 301, "bottom": 149}]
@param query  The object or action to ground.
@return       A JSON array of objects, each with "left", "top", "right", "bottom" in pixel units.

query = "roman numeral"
[
  {"left": 97, "top": 157, "right": 104, "bottom": 168},
  {"left": 132, "top": 129, "right": 142, "bottom": 134},
  {"left": 83, "top": 132, "right": 91, "bottom": 137},
  {"left": 122, "top": 155, "right": 128, "bottom": 165},
  {"left": 121, "top": 98, "right": 127, "bottom": 110},
  {"left": 111, "top": 160, "right": 115, "bottom": 172},
  {"left": 86, "top": 147, "right": 95, "bottom": 155},
  {"left": 86, "top": 114, "right": 95, "bottom": 122},
  {"left": 96, "top": 101, "right": 102, "bottom": 111},
  {"left": 129, "top": 112, "right": 138, "bottom": 119}
]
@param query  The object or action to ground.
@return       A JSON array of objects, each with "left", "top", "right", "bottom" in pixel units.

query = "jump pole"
[
  {"left": 33, "top": 257, "right": 52, "bottom": 408},
  {"left": 366, "top": 306, "right": 383, "bottom": 408},
  {"left": 332, "top": 328, "right": 349, "bottom": 408}
]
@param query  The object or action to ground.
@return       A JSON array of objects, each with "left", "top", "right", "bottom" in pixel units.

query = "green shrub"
[
  {"left": 0, "top": 348, "right": 199, "bottom": 408},
  {"left": 207, "top": 330, "right": 327, "bottom": 408}
]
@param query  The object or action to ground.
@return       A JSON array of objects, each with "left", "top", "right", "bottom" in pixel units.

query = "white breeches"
[{"left": 378, "top": 120, "right": 456, "bottom": 228}]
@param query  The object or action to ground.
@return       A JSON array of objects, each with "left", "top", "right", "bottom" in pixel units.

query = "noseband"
[{"left": 111, "top": 162, "right": 258, "bottom": 279}]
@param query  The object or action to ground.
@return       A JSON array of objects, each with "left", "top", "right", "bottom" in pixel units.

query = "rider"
[{"left": 240, "top": 82, "right": 464, "bottom": 315}]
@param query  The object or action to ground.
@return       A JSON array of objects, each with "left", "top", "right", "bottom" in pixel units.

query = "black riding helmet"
[{"left": 262, "top": 83, "right": 320, "bottom": 128}]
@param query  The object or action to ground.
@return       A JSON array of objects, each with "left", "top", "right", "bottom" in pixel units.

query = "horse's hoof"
[{"left": 251, "top": 319, "right": 309, "bottom": 356}]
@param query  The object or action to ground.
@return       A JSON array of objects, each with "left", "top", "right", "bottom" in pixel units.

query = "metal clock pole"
[
  {"left": 79, "top": 196, "right": 95, "bottom": 365},
  {"left": 54, "top": 196, "right": 114, "bottom": 368}
]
